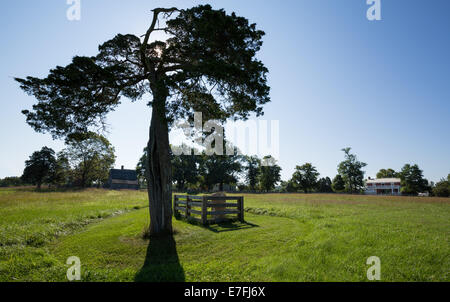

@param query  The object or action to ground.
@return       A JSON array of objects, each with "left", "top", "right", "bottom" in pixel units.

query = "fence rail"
[{"left": 174, "top": 195, "right": 244, "bottom": 225}]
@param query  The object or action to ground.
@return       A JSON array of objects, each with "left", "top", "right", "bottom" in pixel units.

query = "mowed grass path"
[
  {"left": 0, "top": 188, "right": 147, "bottom": 281},
  {"left": 0, "top": 188, "right": 449, "bottom": 281}
]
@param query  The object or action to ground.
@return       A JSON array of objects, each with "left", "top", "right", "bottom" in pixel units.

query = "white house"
[{"left": 365, "top": 178, "right": 401, "bottom": 195}]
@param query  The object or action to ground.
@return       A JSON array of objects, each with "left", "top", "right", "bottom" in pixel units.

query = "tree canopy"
[
  {"left": 332, "top": 174, "right": 346, "bottom": 192},
  {"left": 317, "top": 177, "right": 333, "bottom": 193},
  {"left": 199, "top": 145, "right": 243, "bottom": 191},
  {"left": 60, "top": 133, "right": 116, "bottom": 188},
  {"left": 433, "top": 174, "right": 450, "bottom": 197},
  {"left": 376, "top": 168, "right": 398, "bottom": 179},
  {"left": 337, "top": 148, "right": 367, "bottom": 193},
  {"left": 259, "top": 156, "right": 282, "bottom": 192},
  {"left": 22, "top": 147, "right": 57, "bottom": 189},
  {"left": 172, "top": 146, "right": 202, "bottom": 192},
  {"left": 15, "top": 5, "right": 270, "bottom": 139},
  {"left": 290, "top": 163, "right": 320, "bottom": 193},
  {"left": 399, "top": 164, "right": 429, "bottom": 195},
  {"left": 244, "top": 156, "right": 261, "bottom": 191}
]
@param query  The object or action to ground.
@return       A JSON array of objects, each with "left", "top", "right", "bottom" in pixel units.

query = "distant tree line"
[
  {"left": 0, "top": 177, "right": 23, "bottom": 187},
  {"left": 136, "top": 143, "right": 282, "bottom": 194},
  {"left": 137, "top": 145, "right": 446, "bottom": 197},
  {"left": 4, "top": 141, "right": 448, "bottom": 197},
  {"left": 281, "top": 148, "right": 367, "bottom": 194},
  {"left": 278, "top": 148, "right": 443, "bottom": 196},
  {"left": 8, "top": 133, "right": 116, "bottom": 190}
]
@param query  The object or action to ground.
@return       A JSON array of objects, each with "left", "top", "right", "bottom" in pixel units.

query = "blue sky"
[{"left": 1, "top": 0, "right": 449, "bottom": 182}]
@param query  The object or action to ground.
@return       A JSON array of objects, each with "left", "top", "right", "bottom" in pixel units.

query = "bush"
[
  {"left": 0, "top": 177, "right": 23, "bottom": 187},
  {"left": 433, "top": 180, "right": 450, "bottom": 197},
  {"left": 237, "top": 184, "right": 248, "bottom": 192}
]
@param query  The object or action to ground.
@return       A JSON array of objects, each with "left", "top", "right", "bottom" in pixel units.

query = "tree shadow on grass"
[
  {"left": 134, "top": 235, "right": 185, "bottom": 282},
  {"left": 205, "top": 221, "right": 259, "bottom": 233}
]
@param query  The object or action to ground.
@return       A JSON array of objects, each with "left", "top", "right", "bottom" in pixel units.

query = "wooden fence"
[{"left": 174, "top": 195, "right": 244, "bottom": 225}]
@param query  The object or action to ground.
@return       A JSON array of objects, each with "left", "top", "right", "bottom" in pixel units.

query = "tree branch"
[
  {"left": 141, "top": 7, "right": 179, "bottom": 79},
  {"left": 160, "top": 64, "right": 187, "bottom": 73}
]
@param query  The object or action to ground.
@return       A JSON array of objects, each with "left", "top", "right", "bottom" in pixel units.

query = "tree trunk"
[
  {"left": 176, "top": 181, "right": 184, "bottom": 192},
  {"left": 146, "top": 90, "right": 173, "bottom": 237},
  {"left": 80, "top": 166, "right": 88, "bottom": 188}
]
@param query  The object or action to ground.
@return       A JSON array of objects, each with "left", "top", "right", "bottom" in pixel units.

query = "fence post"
[
  {"left": 186, "top": 196, "right": 191, "bottom": 219},
  {"left": 238, "top": 197, "right": 244, "bottom": 222},
  {"left": 202, "top": 196, "right": 208, "bottom": 225},
  {"left": 172, "top": 195, "right": 178, "bottom": 217},
  {"left": 174, "top": 195, "right": 178, "bottom": 217}
]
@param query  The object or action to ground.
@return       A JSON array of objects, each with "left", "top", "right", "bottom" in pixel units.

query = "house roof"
[
  {"left": 110, "top": 169, "right": 138, "bottom": 181},
  {"left": 366, "top": 178, "right": 401, "bottom": 183}
]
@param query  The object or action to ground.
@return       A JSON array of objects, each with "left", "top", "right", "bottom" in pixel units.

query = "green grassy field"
[{"left": 0, "top": 188, "right": 448, "bottom": 282}]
